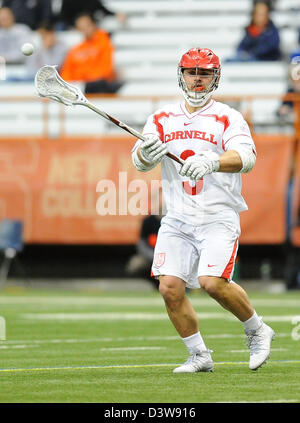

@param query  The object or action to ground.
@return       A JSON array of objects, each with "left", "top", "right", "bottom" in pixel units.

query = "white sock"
[
  {"left": 242, "top": 311, "right": 263, "bottom": 332},
  {"left": 182, "top": 331, "right": 207, "bottom": 354}
]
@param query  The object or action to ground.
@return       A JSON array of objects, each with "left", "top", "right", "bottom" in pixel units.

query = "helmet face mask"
[{"left": 178, "top": 48, "right": 221, "bottom": 107}]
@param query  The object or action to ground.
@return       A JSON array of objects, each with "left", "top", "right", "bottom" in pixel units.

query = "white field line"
[
  {"left": 20, "top": 312, "right": 229, "bottom": 321},
  {"left": 0, "top": 332, "right": 291, "bottom": 346},
  {"left": 100, "top": 347, "right": 166, "bottom": 351},
  {"left": 0, "top": 345, "right": 166, "bottom": 351},
  {"left": 0, "top": 360, "right": 300, "bottom": 373},
  {"left": 0, "top": 296, "right": 190, "bottom": 306},
  {"left": 19, "top": 312, "right": 300, "bottom": 322},
  {"left": 0, "top": 344, "right": 38, "bottom": 349},
  {"left": 227, "top": 348, "right": 288, "bottom": 353},
  {"left": 260, "top": 316, "right": 300, "bottom": 322},
  {"left": 1, "top": 296, "right": 300, "bottom": 308},
  {"left": 0, "top": 344, "right": 290, "bottom": 352}
]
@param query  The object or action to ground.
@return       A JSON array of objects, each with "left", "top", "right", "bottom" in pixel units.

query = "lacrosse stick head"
[{"left": 34, "top": 65, "right": 87, "bottom": 106}]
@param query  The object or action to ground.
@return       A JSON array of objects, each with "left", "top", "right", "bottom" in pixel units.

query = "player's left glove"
[{"left": 179, "top": 151, "right": 220, "bottom": 181}]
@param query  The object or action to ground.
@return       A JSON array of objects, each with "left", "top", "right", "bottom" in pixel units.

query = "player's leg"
[
  {"left": 199, "top": 276, "right": 275, "bottom": 370},
  {"left": 158, "top": 275, "right": 198, "bottom": 337},
  {"left": 151, "top": 219, "right": 213, "bottom": 373},
  {"left": 198, "top": 276, "right": 254, "bottom": 321},
  {"left": 159, "top": 275, "right": 213, "bottom": 373},
  {"left": 198, "top": 217, "right": 275, "bottom": 370}
]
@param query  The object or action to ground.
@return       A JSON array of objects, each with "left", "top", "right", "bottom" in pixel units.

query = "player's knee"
[
  {"left": 158, "top": 276, "right": 185, "bottom": 304},
  {"left": 199, "top": 276, "right": 222, "bottom": 297}
]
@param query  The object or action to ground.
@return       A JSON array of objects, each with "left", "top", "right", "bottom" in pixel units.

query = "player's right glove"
[
  {"left": 179, "top": 151, "right": 220, "bottom": 180},
  {"left": 139, "top": 134, "right": 168, "bottom": 165}
]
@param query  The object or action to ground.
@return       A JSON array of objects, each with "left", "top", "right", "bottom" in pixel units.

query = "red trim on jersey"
[
  {"left": 204, "top": 114, "right": 230, "bottom": 131},
  {"left": 180, "top": 105, "right": 231, "bottom": 150},
  {"left": 153, "top": 115, "right": 164, "bottom": 141},
  {"left": 153, "top": 112, "right": 184, "bottom": 141},
  {"left": 221, "top": 238, "right": 238, "bottom": 279}
]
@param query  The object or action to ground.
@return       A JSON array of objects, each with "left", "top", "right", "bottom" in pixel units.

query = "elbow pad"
[
  {"left": 132, "top": 148, "right": 156, "bottom": 172},
  {"left": 231, "top": 144, "right": 256, "bottom": 173}
]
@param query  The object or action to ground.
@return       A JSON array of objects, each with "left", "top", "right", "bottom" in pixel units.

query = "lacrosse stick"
[{"left": 34, "top": 65, "right": 184, "bottom": 165}]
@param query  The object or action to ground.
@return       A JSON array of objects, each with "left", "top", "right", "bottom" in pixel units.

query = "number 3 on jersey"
[{"left": 180, "top": 150, "right": 203, "bottom": 196}]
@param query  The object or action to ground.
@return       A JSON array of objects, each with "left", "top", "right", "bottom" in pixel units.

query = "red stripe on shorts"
[{"left": 221, "top": 238, "right": 238, "bottom": 279}]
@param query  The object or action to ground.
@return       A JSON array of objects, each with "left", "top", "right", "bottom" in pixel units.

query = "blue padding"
[{"left": 0, "top": 220, "right": 23, "bottom": 251}]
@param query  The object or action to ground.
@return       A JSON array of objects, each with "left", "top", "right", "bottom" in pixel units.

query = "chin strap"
[{"left": 184, "top": 91, "right": 212, "bottom": 108}]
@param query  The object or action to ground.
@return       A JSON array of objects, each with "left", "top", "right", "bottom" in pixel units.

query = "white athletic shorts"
[{"left": 151, "top": 211, "right": 241, "bottom": 289}]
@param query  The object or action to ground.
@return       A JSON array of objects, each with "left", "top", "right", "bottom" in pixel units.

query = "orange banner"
[
  {"left": 0, "top": 136, "right": 161, "bottom": 244},
  {"left": 240, "top": 134, "right": 294, "bottom": 244},
  {"left": 291, "top": 140, "right": 300, "bottom": 247},
  {"left": 0, "top": 134, "right": 294, "bottom": 245}
]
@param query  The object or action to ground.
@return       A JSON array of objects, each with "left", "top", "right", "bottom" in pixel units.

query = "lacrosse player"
[{"left": 131, "top": 48, "right": 275, "bottom": 373}]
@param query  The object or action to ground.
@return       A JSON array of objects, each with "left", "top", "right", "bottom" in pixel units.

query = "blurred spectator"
[
  {"left": 0, "top": 7, "right": 32, "bottom": 64},
  {"left": 25, "top": 21, "right": 67, "bottom": 78},
  {"left": 227, "top": 1, "right": 281, "bottom": 62},
  {"left": 277, "top": 54, "right": 300, "bottom": 122},
  {"left": 125, "top": 213, "right": 162, "bottom": 289},
  {"left": 60, "top": 13, "right": 123, "bottom": 94},
  {"left": 2, "top": 0, "right": 53, "bottom": 30},
  {"left": 253, "top": 0, "right": 277, "bottom": 11},
  {"left": 55, "top": 0, "right": 126, "bottom": 30}
]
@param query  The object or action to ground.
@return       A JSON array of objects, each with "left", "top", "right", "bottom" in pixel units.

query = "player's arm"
[
  {"left": 218, "top": 149, "right": 243, "bottom": 172},
  {"left": 219, "top": 113, "right": 257, "bottom": 174},
  {"left": 179, "top": 145, "right": 256, "bottom": 180},
  {"left": 222, "top": 141, "right": 257, "bottom": 174},
  {"left": 180, "top": 111, "right": 256, "bottom": 180}
]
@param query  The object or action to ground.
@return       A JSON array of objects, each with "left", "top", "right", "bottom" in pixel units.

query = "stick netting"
[{"left": 35, "top": 66, "right": 79, "bottom": 105}]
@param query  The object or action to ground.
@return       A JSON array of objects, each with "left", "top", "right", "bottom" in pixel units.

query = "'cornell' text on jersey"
[{"left": 164, "top": 130, "right": 216, "bottom": 145}]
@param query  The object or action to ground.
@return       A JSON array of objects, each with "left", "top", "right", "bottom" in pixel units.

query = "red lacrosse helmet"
[{"left": 178, "top": 48, "right": 221, "bottom": 107}]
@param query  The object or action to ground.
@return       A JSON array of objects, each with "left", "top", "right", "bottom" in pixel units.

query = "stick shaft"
[{"left": 84, "top": 101, "right": 184, "bottom": 165}]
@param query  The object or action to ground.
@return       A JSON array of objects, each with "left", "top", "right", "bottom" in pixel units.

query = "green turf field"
[{"left": 0, "top": 286, "right": 299, "bottom": 403}]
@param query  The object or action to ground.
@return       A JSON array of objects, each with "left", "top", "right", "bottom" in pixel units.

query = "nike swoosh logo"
[
  {"left": 208, "top": 264, "right": 216, "bottom": 267},
  {"left": 184, "top": 122, "right": 192, "bottom": 126}
]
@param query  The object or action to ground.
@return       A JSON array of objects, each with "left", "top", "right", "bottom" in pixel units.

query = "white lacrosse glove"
[
  {"left": 139, "top": 134, "right": 168, "bottom": 165},
  {"left": 179, "top": 151, "right": 220, "bottom": 181}
]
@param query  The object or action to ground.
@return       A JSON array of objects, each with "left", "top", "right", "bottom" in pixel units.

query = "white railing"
[{"left": 0, "top": 94, "right": 298, "bottom": 138}]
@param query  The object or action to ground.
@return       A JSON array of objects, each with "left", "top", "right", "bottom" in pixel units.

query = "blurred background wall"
[{"left": 0, "top": 0, "right": 300, "bottom": 288}]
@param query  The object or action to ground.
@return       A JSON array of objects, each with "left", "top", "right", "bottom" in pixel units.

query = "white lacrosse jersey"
[{"left": 132, "top": 99, "right": 256, "bottom": 226}]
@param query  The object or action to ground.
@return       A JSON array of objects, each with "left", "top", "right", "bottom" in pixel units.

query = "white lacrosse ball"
[{"left": 21, "top": 43, "right": 34, "bottom": 56}]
